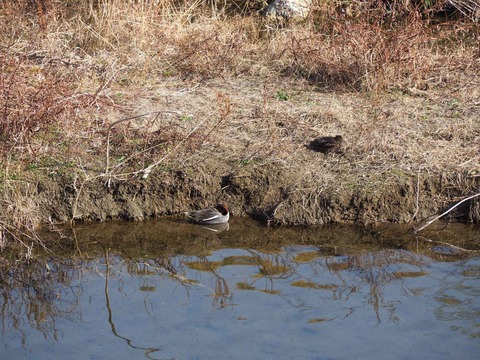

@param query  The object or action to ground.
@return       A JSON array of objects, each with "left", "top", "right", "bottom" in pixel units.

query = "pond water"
[{"left": 1, "top": 218, "right": 479, "bottom": 360}]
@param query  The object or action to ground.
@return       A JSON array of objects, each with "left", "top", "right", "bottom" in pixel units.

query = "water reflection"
[
  {"left": 104, "top": 249, "right": 161, "bottom": 358},
  {"left": 1, "top": 219, "right": 479, "bottom": 359},
  {"left": 434, "top": 258, "right": 480, "bottom": 339}
]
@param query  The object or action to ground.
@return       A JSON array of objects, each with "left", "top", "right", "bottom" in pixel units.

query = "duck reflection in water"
[{"left": 200, "top": 222, "right": 229, "bottom": 233}]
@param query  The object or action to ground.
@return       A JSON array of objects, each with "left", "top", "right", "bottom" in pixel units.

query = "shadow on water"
[{"left": 1, "top": 218, "right": 479, "bottom": 359}]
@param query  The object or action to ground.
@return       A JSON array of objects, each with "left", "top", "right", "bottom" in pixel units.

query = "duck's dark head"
[{"left": 215, "top": 203, "right": 229, "bottom": 215}]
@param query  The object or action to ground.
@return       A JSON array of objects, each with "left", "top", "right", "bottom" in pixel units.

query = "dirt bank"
[
  {"left": 1, "top": 75, "right": 479, "bottom": 235},
  {"left": 22, "top": 149, "right": 480, "bottom": 228}
]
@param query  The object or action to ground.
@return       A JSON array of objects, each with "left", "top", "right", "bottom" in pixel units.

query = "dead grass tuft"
[{"left": 280, "top": 12, "right": 435, "bottom": 91}]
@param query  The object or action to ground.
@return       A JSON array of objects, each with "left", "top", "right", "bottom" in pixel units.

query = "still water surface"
[{"left": 1, "top": 219, "right": 479, "bottom": 359}]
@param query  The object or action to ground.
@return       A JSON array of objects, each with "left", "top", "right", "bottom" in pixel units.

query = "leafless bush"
[{"left": 0, "top": 52, "right": 84, "bottom": 158}]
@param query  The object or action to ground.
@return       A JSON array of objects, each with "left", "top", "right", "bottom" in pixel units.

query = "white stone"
[{"left": 262, "top": 0, "right": 312, "bottom": 20}]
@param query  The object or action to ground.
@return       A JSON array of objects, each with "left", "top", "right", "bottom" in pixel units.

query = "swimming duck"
[{"left": 186, "top": 203, "right": 230, "bottom": 224}]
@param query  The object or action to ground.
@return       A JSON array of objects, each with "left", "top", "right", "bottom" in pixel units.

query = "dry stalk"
[
  {"left": 137, "top": 110, "right": 216, "bottom": 179},
  {"left": 104, "top": 111, "right": 181, "bottom": 176},
  {"left": 0, "top": 220, "right": 49, "bottom": 254},
  {"left": 414, "top": 192, "right": 480, "bottom": 232},
  {"left": 411, "top": 168, "right": 421, "bottom": 222},
  {"left": 199, "top": 92, "right": 231, "bottom": 144}
]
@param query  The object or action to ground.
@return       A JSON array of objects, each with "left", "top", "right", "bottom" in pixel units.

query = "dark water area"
[{"left": 1, "top": 218, "right": 479, "bottom": 360}]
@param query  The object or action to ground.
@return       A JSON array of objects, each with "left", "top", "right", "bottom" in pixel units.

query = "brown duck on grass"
[{"left": 307, "top": 135, "right": 343, "bottom": 154}]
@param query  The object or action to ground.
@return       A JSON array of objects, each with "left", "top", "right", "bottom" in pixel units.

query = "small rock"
[{"left": 262, "top": 0, "right": 312, "bottom": 20}]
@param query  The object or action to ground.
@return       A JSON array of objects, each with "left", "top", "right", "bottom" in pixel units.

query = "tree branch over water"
[{"left": 414, "top": 192, "right": 480, "bottom": 233}]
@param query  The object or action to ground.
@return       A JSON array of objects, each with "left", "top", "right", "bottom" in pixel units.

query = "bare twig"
[
  {"left": 411, "top": 168, "right": 421, "bottom": 222},
  {"left": 88, "top": 60, "right": 123, "bottom": 108},
  {"left": 104, "top": 111, "right": 181, "bottom": 176},
  {"left": 136, "top": 111, "right": 215, "bottom": 179},
  {"left": 199, "top": 93, "right": 231, "bottom": 144}
]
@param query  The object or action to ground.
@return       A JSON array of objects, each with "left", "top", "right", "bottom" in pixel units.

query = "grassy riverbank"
[{"left": 0, "top": 1, "right": 479, "bottom": 252}]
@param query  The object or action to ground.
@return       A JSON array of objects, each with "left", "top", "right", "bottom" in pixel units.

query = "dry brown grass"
[{"left": 0, "top": 0, "right": 478, "bottom": 249}]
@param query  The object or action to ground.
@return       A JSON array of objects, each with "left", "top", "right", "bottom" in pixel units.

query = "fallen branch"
[{"left": 414, "top": 192, "right": 480, "bottom": 233}]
